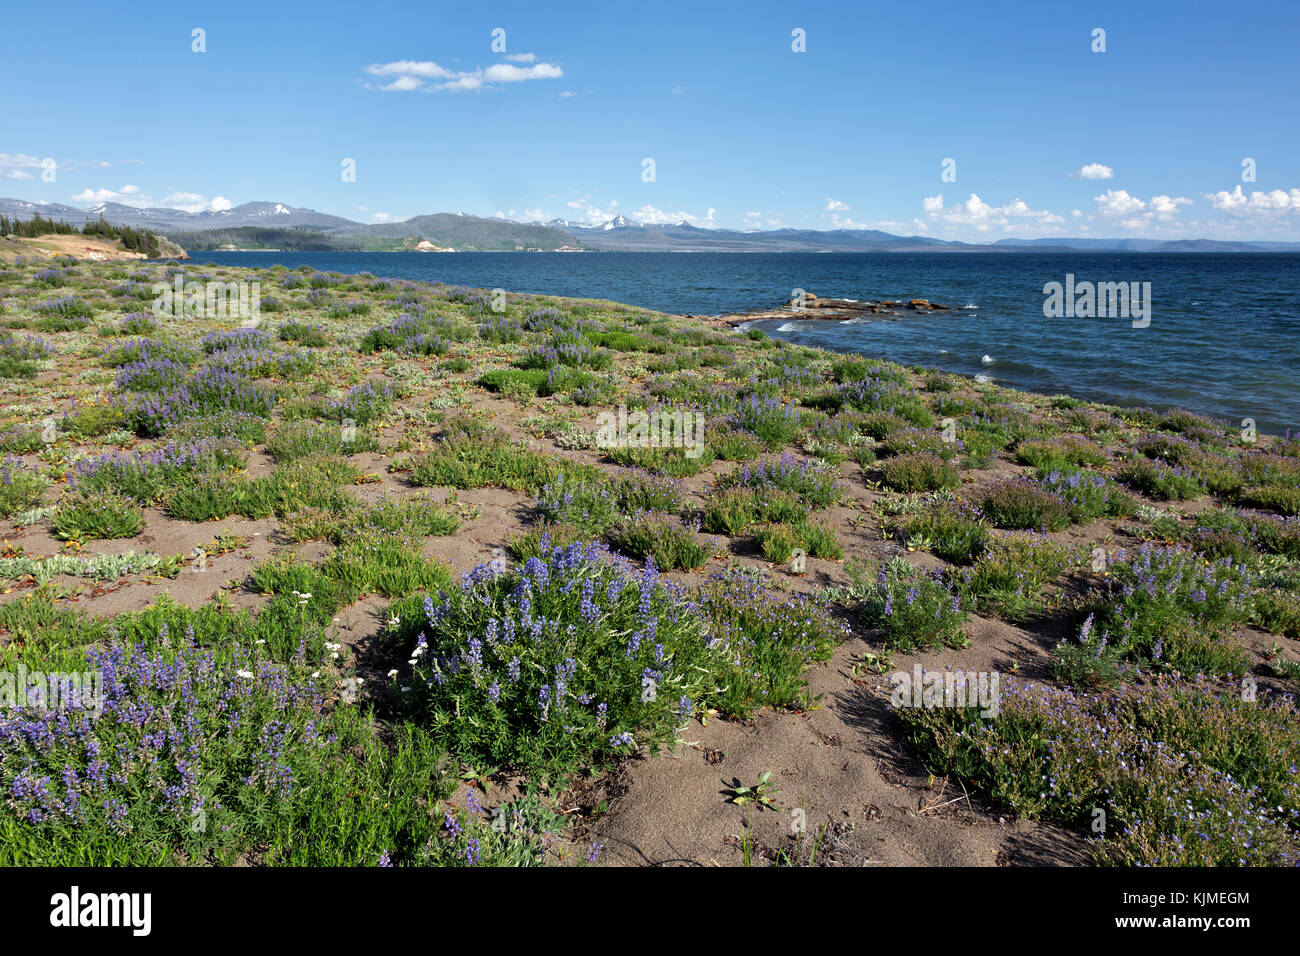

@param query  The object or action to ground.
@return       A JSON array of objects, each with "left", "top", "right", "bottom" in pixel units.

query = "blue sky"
[{"left": 3, "top": 0, "right": 1298, "bottom": 240}]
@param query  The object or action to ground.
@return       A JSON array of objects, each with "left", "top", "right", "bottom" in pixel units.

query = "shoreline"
[{"left": 1, "top": 259, "right": 1296, "bottom": 868}]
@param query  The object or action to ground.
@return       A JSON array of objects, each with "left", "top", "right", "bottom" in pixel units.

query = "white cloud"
[
  {"left": 670, "top": 84, "right": 687, "bottom": 94},
  {"left": 827, "top": 214, "right": 867, "bottom": 229},
  {"left": 824, "top": 198, "right": 850, "bottom": 212},
  {"left": 380, "top": 75, "right": 422, "bottom": 92},
  {"left": 2, "top": 152, "right": 138, "bottom": 179},
  {"left": 71, "top": 187, "right": 124, "bottom": 203},
  {"left": 559, "top": 90, "right": 576, "bottom": 98},
  {"left": 0, "top": 153, "right": 51, "bottom": 178},
  {"left": 500, "top": 207, "right": 548, "bottom": 222},
  {"left": 1205, "top": 184, "right": 1300, "bottom": 215},
  {"left": 920, "top": 193, "right": 1065, "bottom": 233},
  {"left": 562, "top": 197, "right": 622, "bottom": 226},
  {"left": 355, "top": 206, "right": 396, "bottom": 223},
  {"left": 483, "top": 62, "right": 562, "bottom": 83},
  {"left": 1093, "top": 189, "right": 1192, "bottom": 223},
  {"left": 1093, "top": 189, "right": 1146, "bottom": 216},
  {"left": 158, "top": 192, "right": 216, "bottom": 213},
  {"left": 634, "top": 204, "right": 715, "bottom": 228},
  {"left": 65, "top": 186, "right": 231, "bottom": 214},
  {"left": 363, "top": 57, "right": 562, "bottom": 93},
  {"left": 1069, "top": 163, "right": 1114, "bottom": 180},
  {"left": 366, "top": 60, "right": 453, "bottom": 79}
]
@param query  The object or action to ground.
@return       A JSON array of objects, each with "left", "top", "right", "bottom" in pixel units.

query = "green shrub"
[
  {"left": 411, "top": 419, "right": 575, "bottom": 492},
  {"left": 714, "top": 455, "right": 842, "bottom": 507},
  {"left": 1116, "top": 457, "right": 1205, "bottom": 500},
  {"left": 959, "top": 531, "right": 1077, "bottom": 620},
  {"left": 51, "top": 489, "right": 145, "bottom": 540},
  {"left": 0, "top": 459, "right": 48, "bottom": 518},
  {"left": 386, "top": 541, "right": 720, "bottom": 775},
  {"left": 59, "top": 404, "right": 125, "bottom": 439},
  {"left": 701, "top": 487, "right": 809, "bottom": 535},
  {"left": 696, "top": 567, "right": 850, "bottom": 717},
  {"left": 605, "top": 445, "right": 715, "bottom": 477},
  {"left": 752, "top": 521, "right": 842, "bottom": 562},
  {"left": 1036, "top": 466, "right": 1136, "bottom": 523},
  {"left": 898, "top": 505, "right": 988, "bottom": 563},
  {"left": 879, "top": 453, "right": 959, "bottom": 493},
  {"left": 266, "top": 420, "right": 378, "bottom": 462},
  {"left": 863, "top": 558, "right": 969, "bottom": 650},
  {"left": 707, "top": 426, "right": 766, "bottom": 462},
  {"left": 612, "top": 512, "right": 711, "bottom": 570},
  {"left": 1239, "top": 484, "right": 1300, "bottom": 516},
  {"left": 1015, "top": 434, "right": 1107, "bottom": 469},
  {"left": 896, "top": 672, "right": 1300, "bottom": 865},
  {"left": 977, "top": 478, "right": 1071, "bottom": 531}
]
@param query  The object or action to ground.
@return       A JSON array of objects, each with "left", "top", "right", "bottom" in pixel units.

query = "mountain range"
[{"left": 4, "top": 197, "right": 1298, "bottom": 254}]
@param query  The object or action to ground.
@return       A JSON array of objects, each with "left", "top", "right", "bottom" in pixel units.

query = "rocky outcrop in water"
[{"left": 697, "top": 293, "right": 952, "bottom": 327}]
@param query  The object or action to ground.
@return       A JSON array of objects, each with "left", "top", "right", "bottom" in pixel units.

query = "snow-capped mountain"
[
  {"left": 6, "top": 197, "right": 1298, "bottom": 253},
  {"left": 0, "top": 198, "right": 356, "bottom": 232}
]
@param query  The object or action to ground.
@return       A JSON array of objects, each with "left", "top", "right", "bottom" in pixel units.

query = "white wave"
[
  {"left": 839, "top": 317, "right": 871, "bottom": 325},
  {"left": 938, "top": 349, "right": 952, "bottom": 355},
  {"left": 777, "top": 322, "right": 799, "bottom": 332},
  {"left": 981, "top": 354, "right": 995, "bottom": 365},
  {"left": 975, "top": 373, "right": 993, "bottom": 384},
  {"left": 963, "top": 303, "right": 979, "bottom": 310}
]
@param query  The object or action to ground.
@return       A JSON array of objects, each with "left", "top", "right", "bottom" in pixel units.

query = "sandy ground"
[{"left": 3, "top": 303, "right": 1294, "bottom": 867}]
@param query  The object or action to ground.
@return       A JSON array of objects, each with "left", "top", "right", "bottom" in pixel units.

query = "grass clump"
[
  {"left": 1116, "top": 457, "right": 1206, "bottom": 500},
  {"left": 977, "top": 477, "right": 1071, "bottom": 532},
  {"left": 611, "top": 511, "right": 711, "bottom": 570},
  {"left": 701, "top": 487, "right": 808, "bottom": 535},
  {"left": 878, "top": 453, "right": 959, "bottom": 492},
  {"left": 896, "top": 503, "right": 989, "bottom": 563},
  {"left": 51, "top": 489, "right": 145, "bottom": 541},
  {"left": 862, "top": 558, "right": 969, "bottom": 650},
  {"left": 696, "top": 567, "right": 850, "bottom": 717},
  {"left": 0, "top": 459, "right": 47, "bottom": 519},
  {"left": 1015, "top": 434, "right": 1107, "bottom": 468},
  {"left": 411, "top": 418, "right": 575, "bottom": 493},
  {"left": 752, "top": 520, "right": 842, "bottom": 563},
  {"left": 958, "top": 531, "right": 1077, "bottom": 621},
  {"left": 715, "top": 454, "right": 842, "bottom": 507},
  {"left": 896, "top": 673, "right": 1300, "bottom": 865}
]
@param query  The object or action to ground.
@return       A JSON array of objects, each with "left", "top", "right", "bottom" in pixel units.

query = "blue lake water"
[{"left": 201, "top": 251, "right": 1300, "bottom": 435}]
